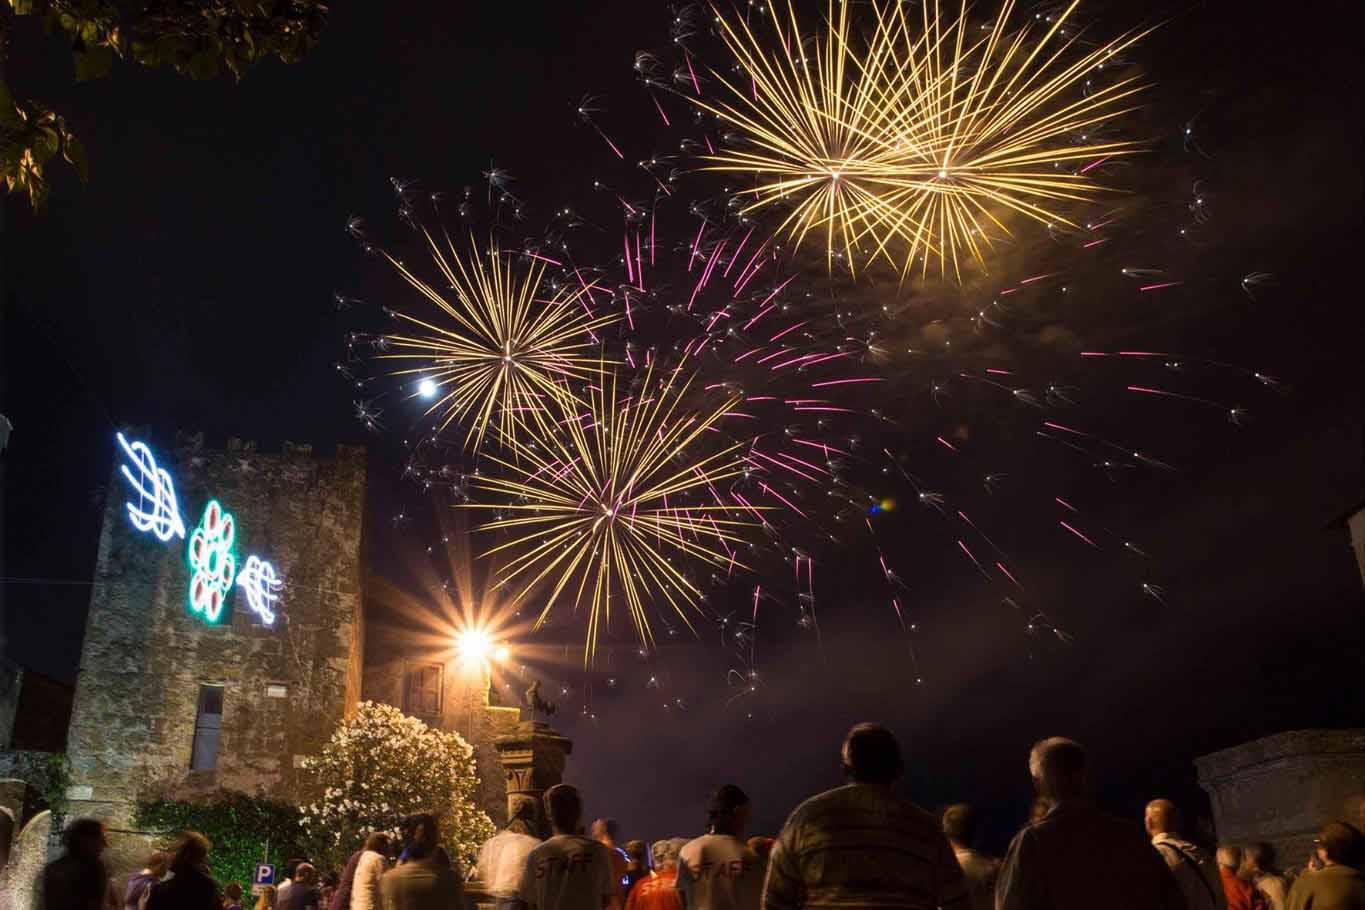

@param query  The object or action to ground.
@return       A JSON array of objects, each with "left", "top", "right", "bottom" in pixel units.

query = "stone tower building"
[
  {"left": 0, "top": 432, "right": 570, "bottom": 888},
  {"left": 63, "top": 434, "right": 367, "bottom": 872}
]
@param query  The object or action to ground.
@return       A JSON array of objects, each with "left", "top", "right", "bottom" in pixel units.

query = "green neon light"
[{"left": 187, "top": 499, "right": 236, "bottom": 623}]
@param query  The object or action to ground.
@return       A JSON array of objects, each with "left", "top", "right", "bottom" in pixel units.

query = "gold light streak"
[
  {"left": 465, "top": 362, "right": 758, "bottom": 664},
  {"left": 697, "top": 0, "right": 1151, "bottom": 280},
  {"left": 380, "top": 232, "right": 618, "bottom": 452}
]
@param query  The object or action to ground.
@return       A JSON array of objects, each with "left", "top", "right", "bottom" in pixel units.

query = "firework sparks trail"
[
  {"left": 693, "top": 0, "right": 1153, "bottom": 279},
  {"left": 466, "top": 361, "right": 769, "bottom": 663},
  {"left": 378, "top": 232, "right": 619, "bottom": 453}
]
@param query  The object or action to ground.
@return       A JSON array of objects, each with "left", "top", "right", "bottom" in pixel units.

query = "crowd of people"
[{"left": 33, "top": 724, "right": 1365, "bottom": 910}]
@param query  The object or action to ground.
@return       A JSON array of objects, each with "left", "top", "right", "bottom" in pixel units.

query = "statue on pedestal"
[{"left": 523, "top": 679, "right": 557, "bottom": 721}]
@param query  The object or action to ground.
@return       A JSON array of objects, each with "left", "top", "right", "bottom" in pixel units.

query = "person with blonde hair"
[{"left": 146, "top": 831, "right": 220, "bottom": 909}]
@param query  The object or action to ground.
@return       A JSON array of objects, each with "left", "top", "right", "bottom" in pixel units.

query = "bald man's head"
[{"left": 1145, "top": 799, "right": 1180, "bottom": 837}]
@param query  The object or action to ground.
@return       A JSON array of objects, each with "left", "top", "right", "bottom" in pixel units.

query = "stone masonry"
[
  {"left": 1196, "top": 729, "right": 1365, "bottom": 864},
  {"left": 62, "top": 436, "right": 366, "bottom": 871},
  {"left": 362, "top": 620, "right": 521, "bottom": 825}
]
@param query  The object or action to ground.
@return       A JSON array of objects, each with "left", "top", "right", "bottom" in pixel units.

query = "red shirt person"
[
  {"left": 1218, "top": 846, "right": 1257, "bottom": 910},
  {"left": 627, "top": 841, "right": 684, "bottom": 910}
]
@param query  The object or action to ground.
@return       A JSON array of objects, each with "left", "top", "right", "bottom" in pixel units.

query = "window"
[
  {"left": 403, "top": 663, "right": 443, "bottom": 717},
  {"left": 191, "top": 684, "right": 224, "bottom": 770}
]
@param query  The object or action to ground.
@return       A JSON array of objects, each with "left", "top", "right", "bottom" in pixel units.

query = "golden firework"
[
  {"left": 380, "top": 232, "right": 618, "bottom": 452},
  {"left": 698, "top": 0, "right": 1151, "bottom": 279},
  {"left": 466, "top": 362, "right": 757, "bottom": 663}
]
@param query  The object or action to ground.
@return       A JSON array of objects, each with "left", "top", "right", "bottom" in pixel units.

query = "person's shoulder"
[
  {"left": 680, "top": 833, "right": 714, "bottom": 855},
  {"left": 786, "top": 784, "right": 856, "bottom": 821}
]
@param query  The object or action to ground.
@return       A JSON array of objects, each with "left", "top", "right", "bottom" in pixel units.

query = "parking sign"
[{"left": 251, "top": 863, "right": 276, "bottom": 896}]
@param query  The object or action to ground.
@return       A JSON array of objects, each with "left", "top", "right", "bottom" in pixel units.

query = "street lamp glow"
[
  {"left": 418, "top": 378, "right": 437, "bottom": 398},
  {"left": 456, "top": 628, "right": 492, "bottom": 662}
]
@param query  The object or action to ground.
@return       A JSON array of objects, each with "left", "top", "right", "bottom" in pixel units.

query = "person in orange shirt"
[
  {"left": 626, "top": 841, "right": 683, "bottom": 910},
  {"left": 1218, "top": 846, "right": 1256, "bottom": 910}
]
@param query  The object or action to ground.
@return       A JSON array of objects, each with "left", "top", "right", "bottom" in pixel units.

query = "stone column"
[{"left": 493, "top": 721, "right": 573, "bottom": 839}]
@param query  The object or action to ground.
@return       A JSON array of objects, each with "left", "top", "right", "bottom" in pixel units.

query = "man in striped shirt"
[{"left": 760, "top": 723, "right": 970, "bottom": 910}]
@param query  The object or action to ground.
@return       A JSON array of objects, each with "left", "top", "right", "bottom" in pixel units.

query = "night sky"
[{"left": 3, "top": 0, "right": 1362, "bottom": 850}]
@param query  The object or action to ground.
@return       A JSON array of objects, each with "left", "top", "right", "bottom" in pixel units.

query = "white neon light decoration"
[
  {"left": 236, "top": 556, "right": 283, "bottom": 625},
  {"left": 115, "top": 432, "right": 186, "bottom": 542},
  {"left": 188, "top": 500, "right": 236, "bottom": 623}
]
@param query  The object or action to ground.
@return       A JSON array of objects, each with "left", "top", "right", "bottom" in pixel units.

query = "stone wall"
[
  {"left": 1196, "top": 729, "right": 1365, "bottom": 864},
  {"left": 362, "top": 621, "right": 521, "bottom": 825},
  {"left": 0, "top": 663, "right": 18, "bottom": 751},
  {"left": 62, "top": 437, "right": 366, "bottom": 864}
]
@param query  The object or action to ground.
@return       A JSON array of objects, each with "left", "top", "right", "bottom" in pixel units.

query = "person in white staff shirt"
[{"left": 677, "top": 785, "right": 763, "bottom": 910}]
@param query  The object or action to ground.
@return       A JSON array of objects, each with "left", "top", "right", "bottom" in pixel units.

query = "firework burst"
[
  {"left": 467, "top": 360, "right": 759, "bottom": 663},
  {"left": 379, "top": 230, "right": 618, "bottom": 452},
  {"left": 696, "top": 0, "right": 1151, "bottom": 279}
]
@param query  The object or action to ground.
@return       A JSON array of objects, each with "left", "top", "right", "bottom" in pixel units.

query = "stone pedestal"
[
  {"left": 493, "top": 721, "right": 573, "bottom": 839},
  {"left": 1196, "top": 729, "right": 1365, "bottom": 865}
]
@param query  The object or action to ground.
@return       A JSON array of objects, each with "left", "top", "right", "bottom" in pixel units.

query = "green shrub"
[{"left": 133, "top": 791, "right": 306, "bottom": 892}]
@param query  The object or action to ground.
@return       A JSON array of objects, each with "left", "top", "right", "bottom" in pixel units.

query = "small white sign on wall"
[{"left": 66, "top": 785, "right": 93, "bottom": 801}]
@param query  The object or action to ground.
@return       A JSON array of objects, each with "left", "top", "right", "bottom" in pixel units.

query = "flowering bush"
[{"left": 298, "top": 701, "right": 495, "bottom": 870}]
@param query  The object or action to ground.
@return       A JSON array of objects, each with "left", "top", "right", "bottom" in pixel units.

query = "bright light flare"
[{"left": 456, "top": 627, "right": 493, "bottom": 663}]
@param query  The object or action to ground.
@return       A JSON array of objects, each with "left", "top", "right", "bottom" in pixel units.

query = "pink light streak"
[
  {"left": 811, "top": 377, "right": 882, "bottom": 388},
  {"left": 1059, "top": 520, "right": 1098, "bottom": 548}
]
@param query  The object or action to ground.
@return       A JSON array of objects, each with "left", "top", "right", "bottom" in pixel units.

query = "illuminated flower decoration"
[
  {"left": 236, "top": 555, "right": 283, "bottom": 625},
  {"left": 116, "top": 432, "right": 186, "bottom": 541},
  {"left": 188, "top": 500, "right": 236, "bottom": 623}
]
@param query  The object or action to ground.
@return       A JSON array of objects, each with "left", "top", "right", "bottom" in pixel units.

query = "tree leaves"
[{"left": 2, "top": 0, "right": 330, "bottom": 210}]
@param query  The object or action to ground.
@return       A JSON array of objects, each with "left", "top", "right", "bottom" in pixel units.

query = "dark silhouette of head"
[
  {"left": 401, "top": 813, "right": 441, "bottom": 860},
  {"left": 1145, "top": 799, "right": 1180, "bottom": 837},
  {"left": 841, "top": 723, "right": 903, "bottom": 786},
  {"left": 1028, "top": 737, "right": 1087, "bottom": 801},
  {"left": 942, "top": 804, "right": 979, "bottom": 849},
  {"left": 169, "top": 831, "right": 211, "bottom": 874},
  {"left": 225, "top": 883, "right": 244, "bottom": 901},
  {"left": 62, "top": 818, "right": 107, "bottom": 861},
  {"left": 546, "top": 785, "right": 585, "bottom": 836},
  {"left": 592, "top": 817, "right": 620, "bottom": 845},
  {"left": 1316, "top": 821, "right": 1365, "bottom": 867},
  {"left": 1243, "top": 842, "right": 1276, "bottom": 873},
  {"left": 294, "top": 862, "right": 317, "bottom": 885},
  {"left": 363, "top": 832, "right": 391, "bottom": 854},
  {"left": 708, "top": 784, "right": 752, "bottom": 838}
]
